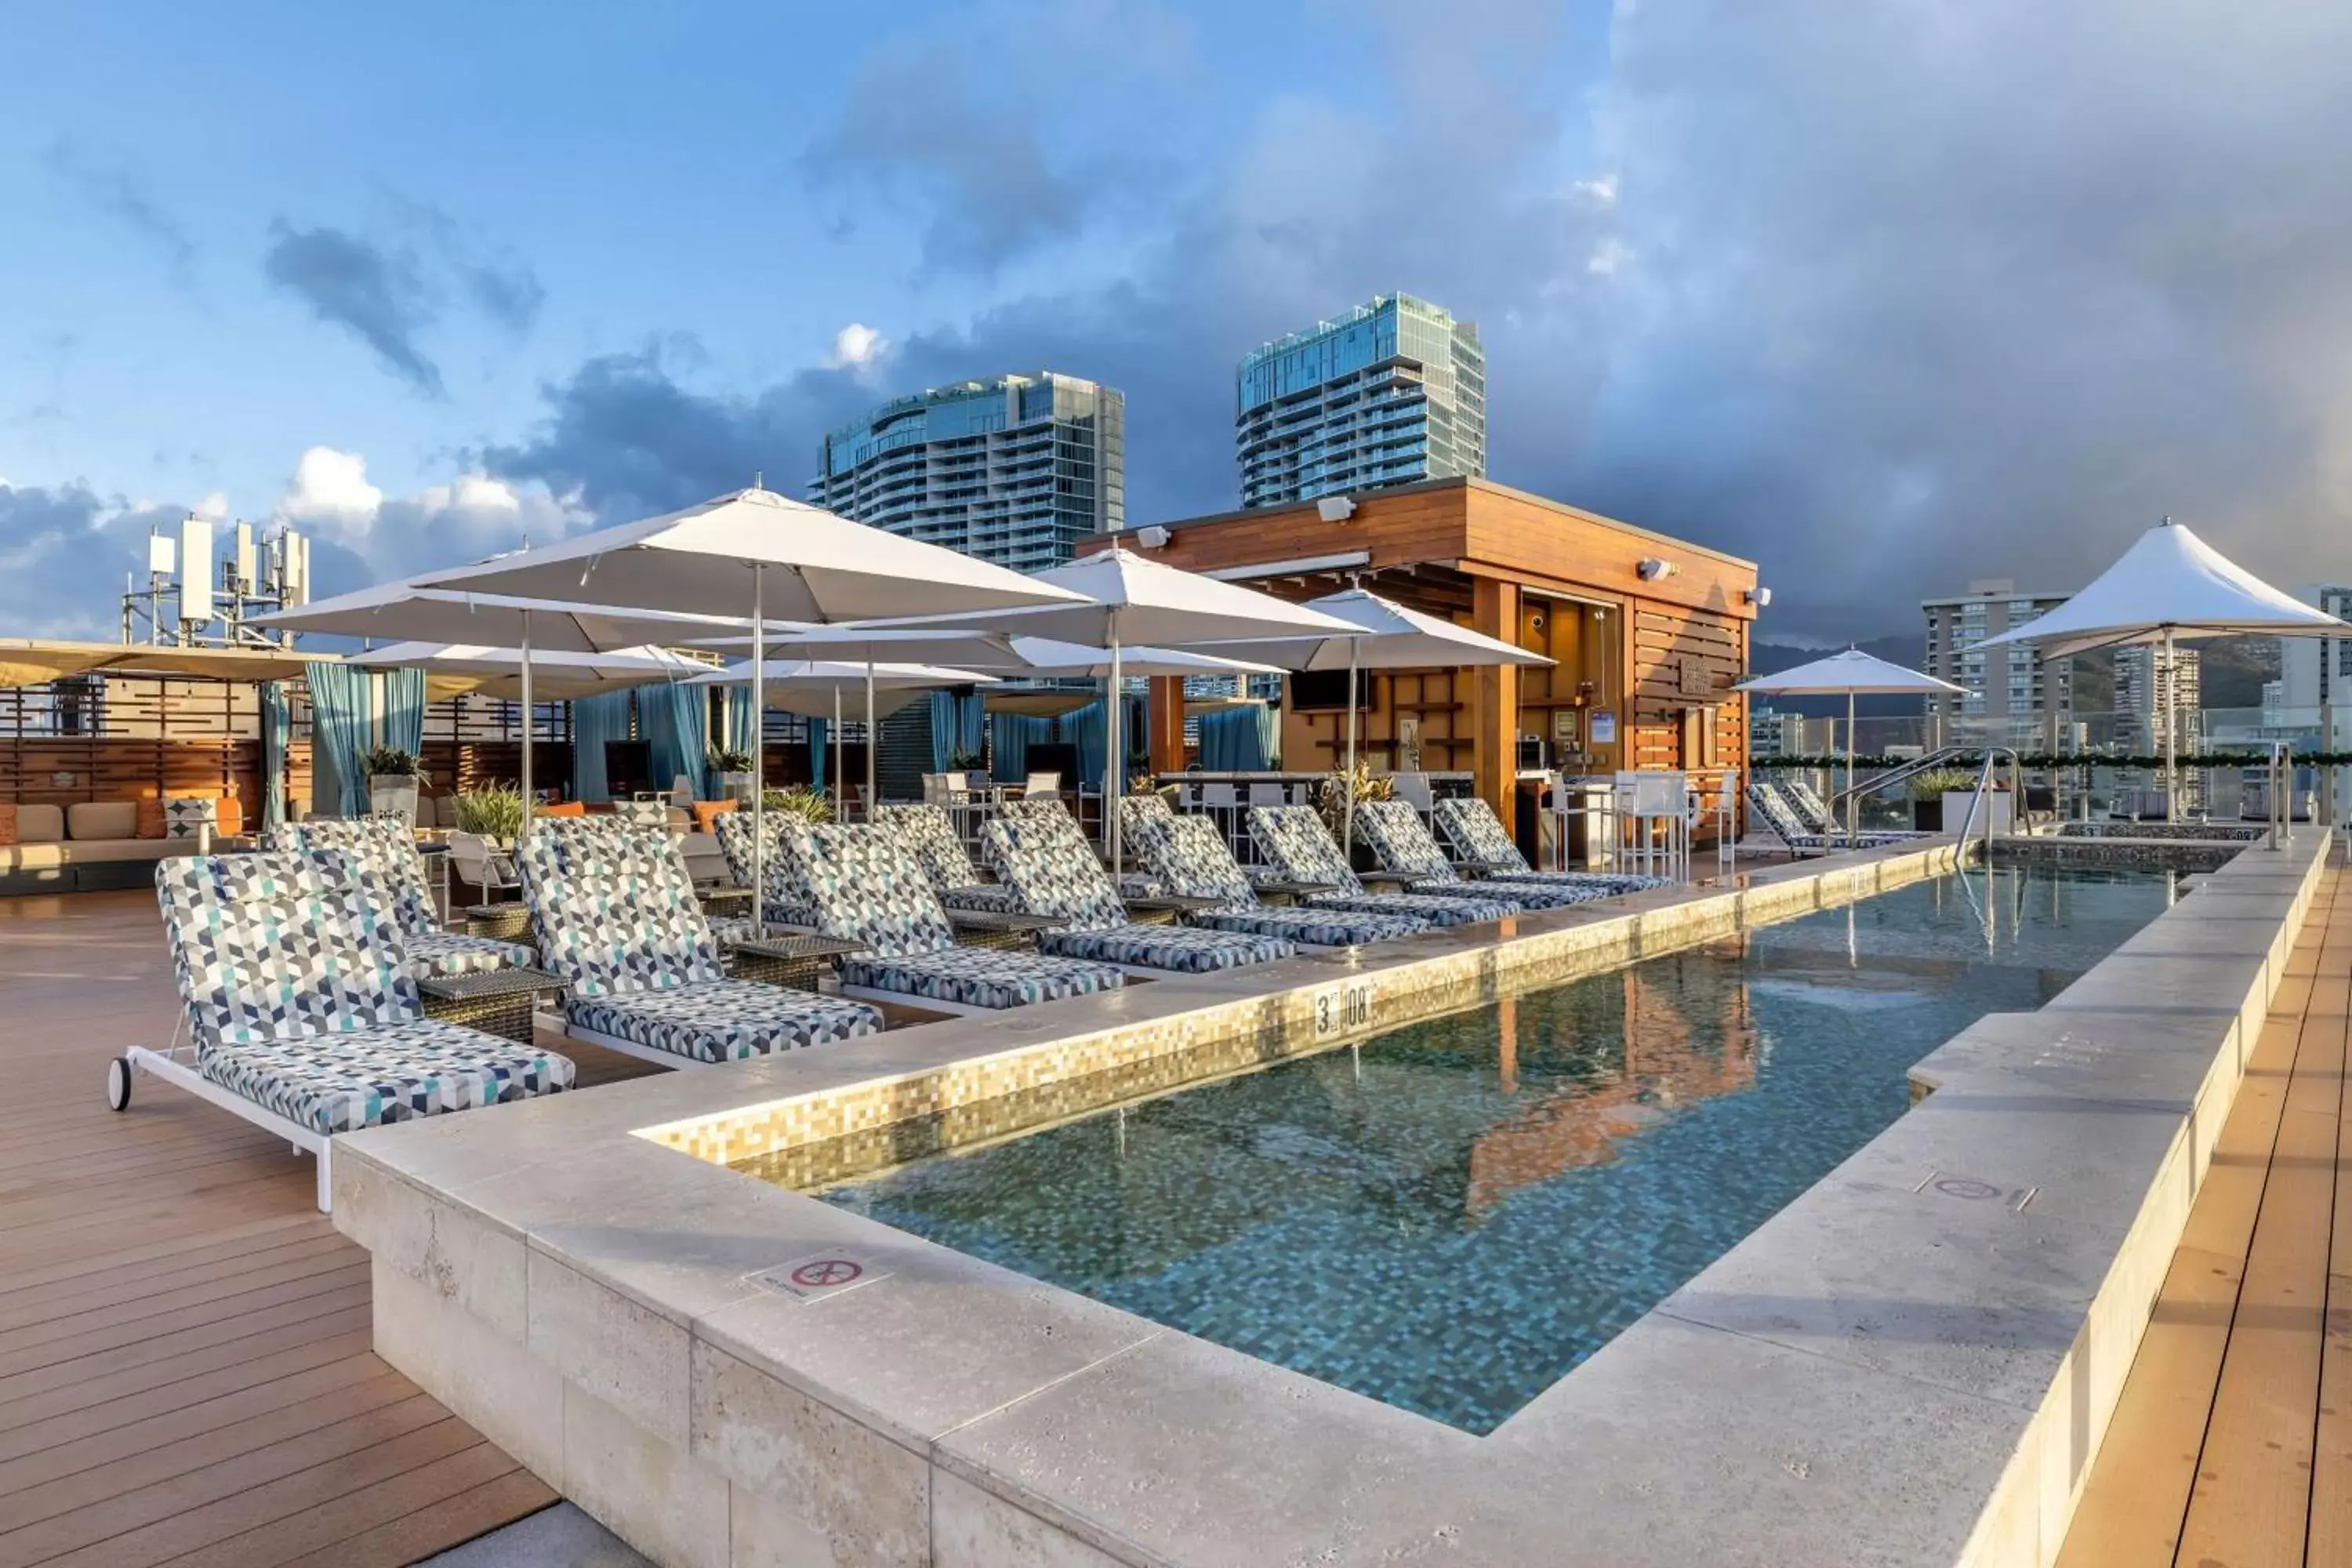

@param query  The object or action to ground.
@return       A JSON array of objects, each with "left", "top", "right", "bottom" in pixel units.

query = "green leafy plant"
[
  {"left": 452, "top": 783, "right": 524, "bottom": 839},
  {"left": 706, "top": 746, "right": 754, "bottom": 773},
  {"left": 1906, "top": 768, "right": 1978, "bottom": 800},
  {"left": 1316, "top": 759, "right": 1394, "bottom": 837},
  {"left": 760, "top": 785, "right": 835, "bottom": 825},
  {"left": 359, "top": 746, "right": 428, "bottom": 783},
  {"left": 947, "top": 747, "right": 984, "bottom": 771}
]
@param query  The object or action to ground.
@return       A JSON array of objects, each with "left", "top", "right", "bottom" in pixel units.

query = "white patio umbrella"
[
  {"left": 859, "top": 549, "right": 1363, "bottom": 869},
  {"left": 256, "top": 582, "right": 749, "bottom": 834},
  {"left": 1734, "top": 649, "right": 1964, "bottom": 837},
  {"left": 1966, "top": 517, "right": 2352, "bottom": 821},
  {"left": 686, "top": 660, "right": 996, "bottom": 813},
  {"left": 349, "top": 641, "right": 710, "bottom": 702},
  {"left": 412, "top": 487, "right": 1087, "bottom": 935},
  {"left": 1203, "top": 587, "right": 1554, "bottom": 851}
]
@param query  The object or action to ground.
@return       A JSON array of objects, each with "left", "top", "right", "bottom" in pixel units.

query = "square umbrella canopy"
[
  {"left": 348, "top": 641, "right": 711, "bottom": 702},
  {"left": 686, "top": 660, "right": 997, "bottom": 811},
  {"left": 1734, "top": 648, "right": 1965, "bottom": 837},
  {"left": 410, "top": 487, "right": 1087, "bottom": 934},
  {"left": 1965, "top": 517, "right": 2352, "bottom": 821}
]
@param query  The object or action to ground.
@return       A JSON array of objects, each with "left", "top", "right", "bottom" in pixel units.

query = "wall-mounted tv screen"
[{"left": 1289, "top": 670, "right": 1374, "bottom": 711}]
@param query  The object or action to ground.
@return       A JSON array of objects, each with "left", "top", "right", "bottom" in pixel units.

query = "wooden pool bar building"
[{"left": 1094, "top": 477, "right": 1762, "bottom": 826}]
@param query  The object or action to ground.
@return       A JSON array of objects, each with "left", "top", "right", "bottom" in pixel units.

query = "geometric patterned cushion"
[
  {"left": 1293, "top": 887, "right": 1523, "bottom": 929},
  {"left": 1784, "top": 778, "right": 1836, "bottom": 833},
  {"left": 404, "top": 928, "right": 538, "bottom": 978},
  {"left": 1431, "top": 797, "right": 1534, "bottom": 871},
  {"left": 263, "top": 813, "right": 438, "bottom": 935},
  {"left": 562, "top": 978, "right": 881, "bottom": 1063},
  {"left": 1186, "top": 902, "right": 1432, "bottom": 947},
  {"left": 1352, "top": 800, "right": 1611, "bottom": 911},
  {"left": 980, "top": 811, "right": 1130, "bottom": 932},
  {"left": 515, "top": 825, "right": 725, "bottom": 998},
  {"left": 1036, "top": 921, "right": 1294, "bottom": 974},
  {"left": 1246, "top": 804, "right": 1367, "bottom": 894},
  {"left": 713, "top": 810, "right": 822, "bottom": 927},
  {"left": 840, "top": 946, "right": 1123, "bottom": 1011},
  {"left": 872, "top": 804, "right": 1002, "bottom": 902},
  {"left": 1118, "top": 797, "right": 1253, "bottom": 906},
  {"left": 803, "top": 826, "right": 960, "bottom": 958},
  {"left": 196, "top": 1016, "right": 573, "bottom": 1135},
  {"left": 155, "top": 849, "right": 421, "bottom": 1053}
]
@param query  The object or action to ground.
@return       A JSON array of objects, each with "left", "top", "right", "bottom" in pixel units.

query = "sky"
[{"left": 4, "top": 0, "right": 2350, "bottom": 644}]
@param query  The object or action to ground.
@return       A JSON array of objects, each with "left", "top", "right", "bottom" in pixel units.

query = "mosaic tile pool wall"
[{"left": 793, "top": 863, "right": 2174, "bottom": 1433}]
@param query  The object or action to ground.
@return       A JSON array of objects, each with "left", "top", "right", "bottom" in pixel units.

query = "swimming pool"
[{"left": 797, "top": 864, "right": 2173, "bottom": 1434}]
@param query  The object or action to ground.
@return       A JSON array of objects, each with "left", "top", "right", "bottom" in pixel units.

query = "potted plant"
[
  {"left": 760, "top": 785, "right": 836, "bottom": 825},
  {"left": 360, "top": 746, "right": 429, "bottom": 824},
  {"left": 947, "top": 746, "right": 985, "bottom": 774},
  {"left": 452, "top": 783, "right": 525, "bottom": 846},
  {"left": 1906, "top": 768, "right": 1976, "bottom": 831},
  {"left": 1317, "top": 760, "right": 1395, "bottom": 868},
  {"left": 706, "top": 746, "right": 756, "bottom": 804}
]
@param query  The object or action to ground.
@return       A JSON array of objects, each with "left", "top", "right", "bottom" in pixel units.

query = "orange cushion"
[
  {"left": 0, "top": 804, "right": 15, "bottom": 848},
  {"left": 691, "top": 799, "right": 738, "bottom": 834},
  {"left": 542, "top": 800, "right": 587, "bottom": 818},
  {"left": 136, "top": 800, "right": 168, "bottom": 839},
  {"left": 214, "top": 795, "right": 244, "bottom": 837}
]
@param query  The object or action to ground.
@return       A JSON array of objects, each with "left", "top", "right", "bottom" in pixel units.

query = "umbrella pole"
[
  {"left": 749, "top": 566, "right": 764, "bottom": 939},
  {"left": 1846, "top": 689, "right": 1856, "bottom": 840},
  {"left": 864, "top": 658, "right": 876, "bottom": 823},
  {"left": 517, "top": 612, "right": 532, "bottom": 842},
  {"left": 1343, "top": 634, "right": 1360, "bottom": 858},
  {"left": 1106, "top": 635, "right": 1123, "bottom": 873},
  {"left": 833, "top": 686, "right": 844, "bottom": 814}
]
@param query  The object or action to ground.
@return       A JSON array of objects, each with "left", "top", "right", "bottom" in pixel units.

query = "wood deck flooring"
[
  {"left": 0, "top": 891, "right": 657, "bottom": 1568},
  {"left": 2058, "top": 860, "right": 2352, "bottom": 1567}
]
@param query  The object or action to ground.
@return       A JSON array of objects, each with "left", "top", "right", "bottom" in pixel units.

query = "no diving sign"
[{"left": 749, "top": 1252, "right": 891, "bottom": 1304}]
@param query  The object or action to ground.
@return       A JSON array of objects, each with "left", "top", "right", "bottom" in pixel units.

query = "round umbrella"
[
  {"left": 1733, "top": 649, "right": 1964, "bottom": 837},
  {"left": 1966, "top": 517, "right": 2352, "bottom": 822}
]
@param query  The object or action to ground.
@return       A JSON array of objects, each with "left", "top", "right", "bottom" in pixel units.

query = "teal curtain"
[
  {"left": 1067, "top": 701, "right": 1107, "bottom": 790},
  {"left": 724, "top": 688, "right": 756, "bottom": 754},
  {"left": 991, "top": 713, "right": 1053, "bottom": 782},
  {"left": 927, "top": 691, "right": 985, "bottom": 771},
  {"left": 642, "top": 681, "right": 707, "bottom": 797},
  {"left": 808, "top": 717, "right": 828, "bottom": 791},
  {"left": 956, "top": 690, "right": 987, "bottom": 762},
  {"left": 1199, "top": 705, "right": 1274, "bottom": 770},
  {"left": 928, "top": 691, "right": 955, "bottom": 772},
  {"left": 305, "top": 662, "right": 372, "bottom": 815},
  {"left": 380, "top": 668, "right": 424, "bottom": 756},
  {"left": 260, "top": 681, "right": 289, "bottom": 828},
  {"left": 571, "top": 691, "right": 632, "bottom": 804}
]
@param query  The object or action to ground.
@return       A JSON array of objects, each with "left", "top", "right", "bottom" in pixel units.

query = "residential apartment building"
[
  {"left": 1748, "top": 705, "right": 1806, "bottom": 760},
  {"left": 2115, "top": 643, "right": 2203, "bottom": 751},
  {"left": 810, "top": 372, "right": 1124, "bottom": 573},
  {"left": 1921, "top": 580, "right": 2075, "bottom": 747},
  {"left": 2278, "top": 584, "right": 2352, "bottom": 713},
  {"left": 1235, "top": 293, "right": 1485, "bottom": 510}
]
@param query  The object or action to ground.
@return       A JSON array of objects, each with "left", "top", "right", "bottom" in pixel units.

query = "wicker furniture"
[
  {"left": 464, "top": 902, "right": 532, "bottom": 940},
  {"left": 727, "top": 935, "right": 860, "bottom": 991},
  {"left": 417, "top": 968, "right": 568, "bottom": 1044},
  {"left": 945, "top": 909, "right": 1063, "bottom": 951}
]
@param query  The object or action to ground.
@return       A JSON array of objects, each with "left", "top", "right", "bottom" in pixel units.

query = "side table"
[{"left": 418, "top": 967, "right": 568, "bottom": 1044}]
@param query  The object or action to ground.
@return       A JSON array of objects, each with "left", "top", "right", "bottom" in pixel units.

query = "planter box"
[
  {"left": 1944, "top": 789, "right": 2012, "bottom": 834},
  {"left": 720, "top": 771, "right": 756, "bottom": 804},
  {"left": 1911, "top": 799, "right": 1943, "bottom": 832},
  {"left": 369, "top": 775, "right": 422, "bottom": 823}
]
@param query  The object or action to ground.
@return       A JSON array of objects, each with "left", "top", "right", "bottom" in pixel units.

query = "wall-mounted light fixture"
[
  {"left": 1316, "top": 495, "right": 1358, "bottom": 523},
  {"left": 1745, "top": 586, "right": 1773, "bottom": 607},
  {"left": 1134, "top": 525, "right": 1171, "bottom": 549},
  {"left": 1637, "top": 557, "right": 1679, "bottom": 582}
]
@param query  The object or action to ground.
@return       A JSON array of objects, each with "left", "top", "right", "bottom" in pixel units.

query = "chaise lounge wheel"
[{"left": 106, "top": 1057, "right": 132, "bottom": 1112}]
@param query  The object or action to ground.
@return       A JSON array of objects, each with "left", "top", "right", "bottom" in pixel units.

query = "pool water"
[{"left": 812, "top": 865, "right": 2173, "bottom": 1434}]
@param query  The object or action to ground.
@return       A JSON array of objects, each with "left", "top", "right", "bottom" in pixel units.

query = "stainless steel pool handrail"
[{"left": 1954, "top": 746, "right": 2022, "bottom": 859}]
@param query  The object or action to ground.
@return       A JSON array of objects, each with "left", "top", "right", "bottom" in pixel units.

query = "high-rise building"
[
  {"left": 810, "top": 372, "right": 1124, "bottom": 573},
  {"left": 2115, "top": 643, "right": 2201, "bottom": 751},
  {"left": 2278, "top": 585, "right": 2352, "bottom": 713},
  {"left": 1234, "top": 293, "right": 1485, "bottom": 510},
  {"left": 1921, "top": 580, "right": 2075, "bottom": 746},
  {"left": 1747, "top": 705, "right": 1806, "bottom": 760}
]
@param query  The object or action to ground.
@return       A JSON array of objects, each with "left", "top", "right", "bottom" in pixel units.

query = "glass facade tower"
[
  {"left": 1234, "top": 293, "right": 1485, "bottom": 509},
  {"left": 810, "top": 372, "right": 1125, "bottom": 572}
]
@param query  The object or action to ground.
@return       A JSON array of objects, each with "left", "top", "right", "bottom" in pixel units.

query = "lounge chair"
[
  {"left": 1783, "top": 777, "right": 1933, "bottom": 840},
  {"left": 982, "top": 799, "right": 1298, "bottom": 975},
  {"left": 517, "top": 822, "right": 882, "bottom": 1065},
  {"left": 1429, "top": 797, "right": 1673, "bottom": 895},
  {"left": 872, "top": 803, "right": 1022, "bottom": 912},
  {"left": 1744, "top": 781, "right": 1911, "bottom": 855},
  {"left": 1351, "top": 800, "right": 1621, "bottom": 912},
  {"left": 265, "top": 813, "right": 536, "bottom": 978},
  {"left": 1246, "top": 804, "right": 1521, "bottom": 928},
  {"left": 800, "top": 826, "right": 1124, "bottom": 1014},
  {"left": 113, "top": 848, "right": 576, "bottom": 1210},
  {"left": 1118, "top": 796, "right": 1433, "bottom": 948},
  {"left": 712, "top": 809, "right": 825, "bottom": 931}
]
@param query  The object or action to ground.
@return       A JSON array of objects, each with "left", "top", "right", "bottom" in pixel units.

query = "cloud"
[
  {"left": 43, "top": 139, "right": 199, "bottom": 290},
  {"left": 262, "top": 223, "right": 445, "bottom": 397},
  {"left": 822, "top": 324, "right": 888, "bottom": 373},
  {"left": 463, "top": 260, "right": 546, "bottom": 334},
  {"left": 798, "top": 0, "right": 1193, "bottom": 274},
  {"left": 0, "top": 481, "right": 189, "bottom": 637},
  {"left": 268, "top": 448, "right": 584, "bottom": 585}
]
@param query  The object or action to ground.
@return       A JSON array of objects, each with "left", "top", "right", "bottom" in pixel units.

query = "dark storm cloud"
[
  {"left": 498, "top": 0, "right": 2352, "bottom": 641},
  {"left": 43, "top": 139, "right": 199, "bottom": 290},
  {"left": 0, "top": 481, "right": 188, "bottom": 637},
  {"left": 262, "top": 223, "right": 446, "bottom": 397}
]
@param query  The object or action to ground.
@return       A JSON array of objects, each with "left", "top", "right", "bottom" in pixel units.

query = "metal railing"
[{"left": 1953, "top": 747, "right": 2022, "bottom": 858}]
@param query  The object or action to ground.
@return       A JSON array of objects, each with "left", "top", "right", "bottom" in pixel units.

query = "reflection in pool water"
[{"left": 811, "top": 865, "right": 2173, "bottom": 1433}]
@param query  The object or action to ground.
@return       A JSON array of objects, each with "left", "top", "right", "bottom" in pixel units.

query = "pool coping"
[{"left": 332, "top": 832, "right": 2330, "bottom": 1567}]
